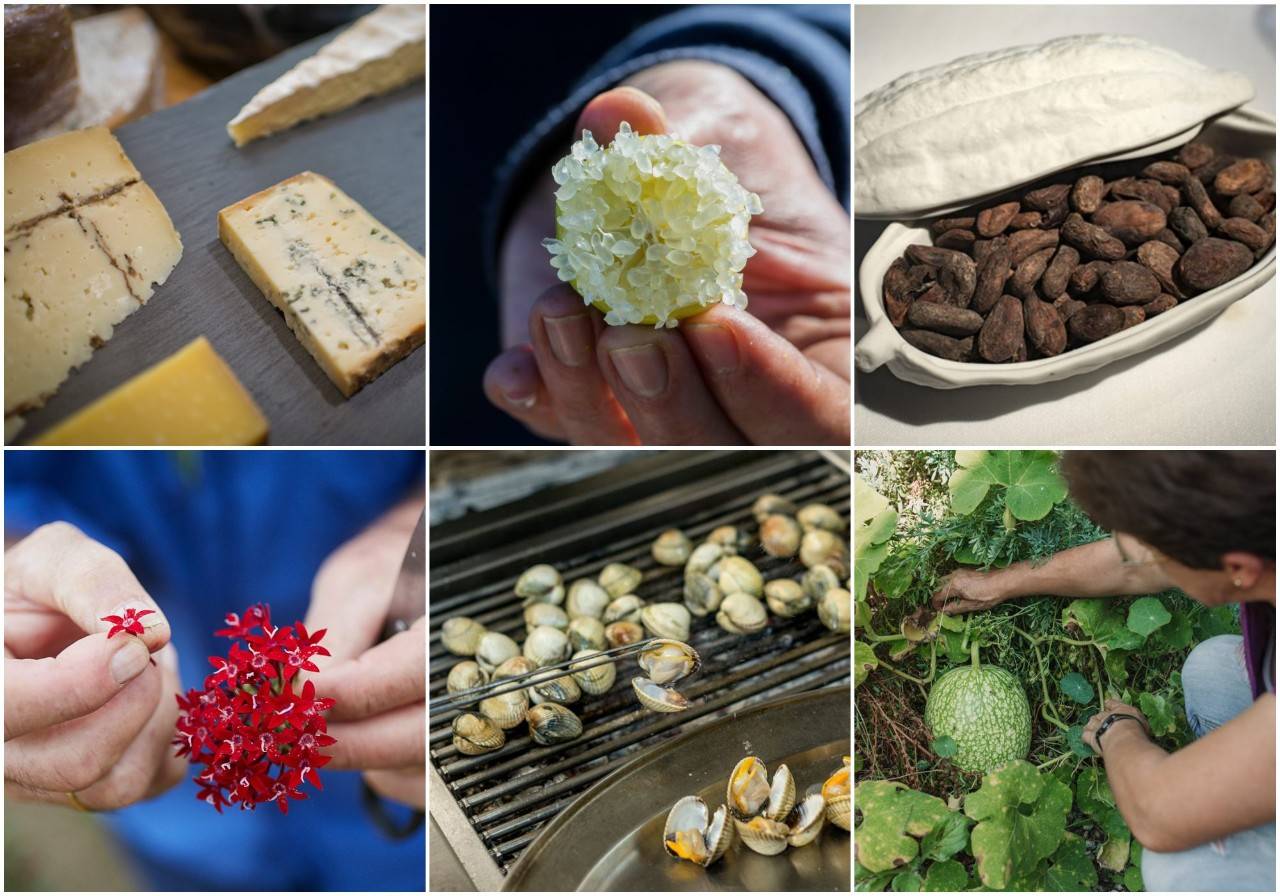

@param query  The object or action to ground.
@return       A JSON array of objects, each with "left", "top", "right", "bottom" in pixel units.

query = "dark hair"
[{"left": 1060, "top": 451, "right": 1275, "bottom": 570}]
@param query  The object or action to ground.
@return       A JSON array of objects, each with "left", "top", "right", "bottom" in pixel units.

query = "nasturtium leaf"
[
  {"left": 1126, "top": 597, "right": 1172, "bottom": 638},
  {"left": 1059, "top": 672, "right": 1094, "bottom": 704}
]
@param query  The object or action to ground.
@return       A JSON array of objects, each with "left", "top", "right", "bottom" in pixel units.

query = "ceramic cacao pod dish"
[{"left": 854, "top": 34, "right": 1276, "bottom": 388}]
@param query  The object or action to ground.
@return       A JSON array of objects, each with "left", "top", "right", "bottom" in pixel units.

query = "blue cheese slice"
[
  {"left": 217, "top": 171, "right": 424, "bottom": 397},
  {"left": 226, "top": 5, "right": 425, "bottom": 147}
]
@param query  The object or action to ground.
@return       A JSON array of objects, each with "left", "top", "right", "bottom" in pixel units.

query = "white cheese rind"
[
  {"left": 855, "top": 34, "right": 1255, "bottom": 216},
  {"left": 218, "top": 171, "right": 425, "bottom": 397},
  {"left": 227, "top": 4, "right": 425, "bottom": 146}
]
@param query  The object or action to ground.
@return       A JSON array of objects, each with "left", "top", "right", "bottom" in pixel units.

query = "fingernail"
[
  {"left": 110, "top": 638, "right": 151, "bottom": 685},
  {"left": 609, "top": 343, "right": 668, "bottom": 397},
  {"left": 685, "top": 323, "right": 740, "bottom": 375},
  {"left": 544, "top": 314, "right": 594, "bottom": 368},
  {"left": 490, "top": 358, "right": 538, "bottom": 408}
]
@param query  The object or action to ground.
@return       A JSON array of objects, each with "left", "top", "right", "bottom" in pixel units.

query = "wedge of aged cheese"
[
  {"left": 218, "top": 171, "right": 424, "bottom": 396},
  {"left": 227, "top": 4, "right": 424, "bottom": 147},
  {"left": 33, "top": 337, "right": 268, "bottom": 445},
  {"left": 5, "top": 127, "right": 183, "bottom": 424}
]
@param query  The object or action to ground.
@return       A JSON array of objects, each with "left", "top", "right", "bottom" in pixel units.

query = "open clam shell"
[
  {"left": 765, "top": 763, "right": 796, "bottom": 821},
  {"left": 526, "top": 702, "right": 584, "bottom": 745},
  {"left": 637, "top": 639, "right": 701, "bottom": 685},
  {"left": 726, "top": 756, "right": 770, "bottom": 817},
  {"left": 452, "top": 712, "right": 505, "bottom": 755},
  {"left": 734, "top": 815, "right": 790, "bottom": 856},
  {"left": 785, "top": 792, "right": 827, "bottom": 847},
  {"left": 663, "top": 796, "right": 734, "bottom": 866},
  {"left": 822, "top": 761, "right": 851, "bottom": 831},
  {"left": 632, "top": 676, "right": 690, "bottom": 713}
]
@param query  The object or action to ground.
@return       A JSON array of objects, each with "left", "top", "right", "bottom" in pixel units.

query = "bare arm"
[{"left": 1101, "top": 694, "right": 1275, "bottom": 852}]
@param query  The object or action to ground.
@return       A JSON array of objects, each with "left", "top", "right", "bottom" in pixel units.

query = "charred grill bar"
[{"left": 429, "top": 450, "right": 851, "bottom": 882}]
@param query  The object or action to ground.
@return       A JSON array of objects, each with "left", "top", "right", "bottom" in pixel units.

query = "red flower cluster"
[
  {"left": 174, "top": 603, "right": 336, "bottom": 814},
  {"left": 102, "top": 607, "right": 155, "bottom": 638}
]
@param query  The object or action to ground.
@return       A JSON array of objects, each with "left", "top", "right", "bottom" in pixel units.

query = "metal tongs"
[{"left": 430, "top": 638, "right": 669, "bottom": 715}]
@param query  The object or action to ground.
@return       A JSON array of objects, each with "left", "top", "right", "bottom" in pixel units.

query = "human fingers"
[
  {"left": 4, "top": 660, "right": 162, "bottom": 795},
  {"left": 5, "top": 523, "right": 169, "bottom": 653},
  {"left": 529, "top": 286, "right": 638, "bottom": 445},
  {"left": 322, "top": 702, "right": 424, "bottom": 770},
  {"left": 595, "top": 325, "right": 746, "bottom": 445},
  {"left": 483, "top": 345, "right": 568, "bottom": 442},
  {"left": 306, "top": 621, "right": 425, "bottom": 723},
  {"left": 576, "top": 86, "right": 668, "bottom": 141},
  {"left": 365, "top": 767, "right": 425, "bottom": 810},
  {"left": 681, "top": 305, "right": 849, "bottom": 445}
]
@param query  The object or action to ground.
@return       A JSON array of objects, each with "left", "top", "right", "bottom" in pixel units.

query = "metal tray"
[{"left": 502, "top": 687, "right": 851, "bottom": 892}]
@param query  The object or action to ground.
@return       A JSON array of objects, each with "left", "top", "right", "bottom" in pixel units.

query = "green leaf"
[
  {"left": 1059, "top": 672, "right": 1094, "bottom": 704},
  {"left": 947, "top": 463, "right": 995, "bottom": 516},
  {"left": 987, "top": 451, "right": 1069, "bottom": 521},
  {"left": 965, "top": 761, "right": 1072, "bottom": 889},
  {"left": 1126, "top": 597, "right": 1172, "bottom": 638},
  {"left": 853, "top": 780, "right": 953, "bottom": 874},
  {"left": 1047, "top": 832, "right": 1099, "bottom": 890},
  {"left": 855, "top": 640, "right": 879, "bottom": 687},
  {"left": 922, "top": 860, "right": 968, "bottom": 891}
]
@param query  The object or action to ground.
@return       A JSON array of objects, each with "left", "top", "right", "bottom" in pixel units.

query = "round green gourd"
[{"left": 924, "top": 646, "right": 1031, "bottom": 773}]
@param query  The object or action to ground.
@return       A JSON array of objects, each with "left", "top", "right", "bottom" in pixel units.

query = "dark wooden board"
[{"left": 16, "top": 22, "right": 426, "bottom": 446}]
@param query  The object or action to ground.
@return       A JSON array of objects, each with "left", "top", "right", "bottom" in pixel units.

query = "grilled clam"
[
  {"left": 802, "top": 565, "right": 841, "bottom": 603},
  {"left": 735, "top": 815, "right": 790, "bottom": 856},
  {"left": 797, "top": 503, "right": 844, "bottom": 534},
  {"left": 785, "top": 791, "right": 827, "bottom": 847},
  {"left": 523, "top": 603, "right": 569, "bottom": 633},
  {"left": 641, "top": 602, "right": 692, "bottom": 641},
  {"left": 663, "top": 796, "right": 735, "bottom": 867},
  {"left": 652, "top": 529, "right": 693, "bottom": 566},
  {"left": 605, "top": 620, "right": 645, "bottom": 648},
  {"left": 684, "top": 542, "right": 724, "bottom": 578},
  {"left": 516, "top": 564, "right": 564, "bottom": 606},
  {"left": 526, "top": 702, "right": 584, "bottom": 745},
  {"left": 822, "top": 759, "right": 851, "bottom": 831},
  {"left": 523, "top": 624, "right": 572, "bottom": 667},
  {"left": 799, "top": 530, "right": 849, "bottom": 577},
  {"left": 492, "top": 655, "right": 538, "bottom": 680},
  {"left": 818, "top": 588, "right": 851, "bottom": 634},
  {"left": 452, "top": 713, "right": 505, "bottom": 755},
  {"left": 727, "top": 757, "right": 795, "bottom": 820},
  {"left": 566, "top": 579, "right": 610, "bottom": 620},
  {"left": 529, "top": 673, "right": 582, "bottom": 706},
  {"left": 716, "top": 591, "right": 768, "bottom": 635},
  {"left": 760, "top": 514, "right": 802, "bottom": 558},
  {"left": 718, "top": 556, "right": 763, "bottom": 597},
  {"left": 764, "top": 579, "right": 812, "bottom": 618},
  {"left": 752, "top": 493, "right": 797, "bottom": 523},
  {"left": 632, "top": 676, "right": 690, "bottom": 713},
  {"left": 567, "top": 616, "right": 606, "bottom": 652},
  {"left": 602, "top": 594, "right": 646, "bottom": 625},
  {"left": 570, "top": 649, "right": 616, "bottom": 695},
  {"left": 475, "top": 631, "right": 520, "bottom": 674},
  {"left": 683, "top": 572, "right": 723, "bottom": 617},
  {"left": 637, "top": 639, "right": 700, "bottom": 685},
  {"left": 478, "top": 689, "right": 529, "bottom": 730},
  {"left": 446, "top": 660, "right": 488, "bottom": 695},
  {"left": 441, "top": 617, "right": 486, "bottom": 656},
  {"left": 599, "top": 562, "right": 642, "bottom": 598},
  {"left": 706, "top": 525, "right": 748, "bottom": 555}
]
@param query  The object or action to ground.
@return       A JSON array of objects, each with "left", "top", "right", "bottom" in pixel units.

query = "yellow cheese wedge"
[{"left": 33, "top": 337, "right": 269, "bottom": 446}]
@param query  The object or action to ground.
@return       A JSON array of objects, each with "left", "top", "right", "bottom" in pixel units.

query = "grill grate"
[{"left": 429, "top": 450, "right": 851, "bottom": 878}]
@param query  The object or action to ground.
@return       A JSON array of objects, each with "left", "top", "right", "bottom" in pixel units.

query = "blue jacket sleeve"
[{"left": 484, "top": 4, "right": 850, "bottom": 298}]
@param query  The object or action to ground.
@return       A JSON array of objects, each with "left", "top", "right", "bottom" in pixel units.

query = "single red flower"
[{"left": 101, "top": 607, "right": 155, "bottom": 638}]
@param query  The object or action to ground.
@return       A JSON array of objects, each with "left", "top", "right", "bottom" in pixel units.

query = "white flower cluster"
[{"left": 542, "top": 122, "right": 764, "bottom": 328}]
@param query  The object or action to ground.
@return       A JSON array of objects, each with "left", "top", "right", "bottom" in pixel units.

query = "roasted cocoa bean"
[
  {"left": 1024, "top": 184, "right": 1072, "bottom": 212},
  {"left": 977, "top": 295, "right": 1024, "bottom": 362},
  {"left": 1072, "top": 175, "right": 1106, "bottom": 214},
  {"left": 906, "top": 301, "right": 985, "bottom": 337},
  {"left": 1196, "top": 153, "right": 1236, "bottom": 186},
  {"left": 882, "top": 258, "right": 912, "bottom": 326},
  {"left": 1176, "top": 142, "right": 1215, "bottom": 170},
  {"left": 900, "top": 329, "right": 975, "bottom": 362},
  {"left": 973, "top": 245, "right": 1012, "bottom": 314},
  {"left": 1039, "top": 245, "right": 1080, "bottom": 299},
  {"left": 1109, "top": 177, "right": 1177, "bottom": 214},
  {"left": 1119, "top": 306, "right": 1146, "bottom": 329},
  {"left": 1216, "top": 217, "right": 1272, "bottom": 254},
  {"left": 935, "top": 228, "right": 976, "bottom": 250},
  {"left": 1154, "top": 228, "right": 1184, "bottom": 253},
  {"left": 1229, "top": 193, "right": 1265, "bottom": 222},
  {"left": 976, "top": 202, "right": 1020, "bottom": 237},
  {"left": 1009, "top": 247, "right": 1055, "bottom": 300},
  {"left": 1168, "top": 206, "right": 1209, "bottom": 244},
  {"left": 1260, "top": 212, "right": 1276, "bottom": 247},
  {"left": 973, "top": 236, "right": 1006, "bottom": 266},
  {"left": 1052, "top": 295, "right": 1087, "bottom": 321},
  {"left": 1135, "top": 241, "right": 1185, "bottom": 298},
  {"left": 1012, "top": 338, "right": 1028, "bottom": 362},
  {"left": 1007, "top": 228, "right": 1060, "bottom": 264},
  {"left": 1069, "top": 260, "right": 1110, "bottom": 295},
  {"left": 1141, "top": 161, "right": 1191, "bottom": 185},
  {"left": 1008, "top": 211, "right": 1045, "bottom": 230},
  {"left": 1100, "top": 260, "right": 1161, "bottom": 305},
  {"left": 1142, "top": 294, "right": 1178, "bottom": 317},
  {"left": 1067, "top": 304, "right": 1124, "bottom": 343},
  {"left": 1061, "top": 213, "right": 1126, "bottom": 259},
  {"left": 1023, "top": 296, "right": 1067, "bottom": 356},
  {"left": 1253, "top": 190, "right": 1276, "bottom": 213},
  {"left": 1176, "top": 238, "right": 1254, "bottom": 292},
  {"left": 1093, "top": 201, "right": 1167, "bottom": 245},
  {"left": 1215, "top": 158, "right": 1269, "bottom": 196},
  {"left": 929, "top": 216, "right": 977, "bottom": 236},
  {"left": 1182, "top": 176, "right": 1223, "bottom": 229},
  {"left": 915, "top": 283, "right": 948, "bottom": 305},
  {"left": 905, "top": 244, "right": 977, "bottom": 307}
]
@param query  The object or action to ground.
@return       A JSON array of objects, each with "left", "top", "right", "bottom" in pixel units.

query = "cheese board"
[{"left": 7, "top": 8, "right": 425, "bottom": 446}]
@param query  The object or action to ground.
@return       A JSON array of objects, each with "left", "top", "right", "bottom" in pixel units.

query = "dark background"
[{"left": 429, "top": 4, "right": 680, "bottom": 446}]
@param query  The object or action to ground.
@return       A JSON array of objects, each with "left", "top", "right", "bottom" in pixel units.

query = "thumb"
[
  {"left": 575, "top": 86, "right": 668, "bottom": 141},
  {"left": 681, "top": 305, "right": 850, "bottom": 444},
  {"left": 4, "top": 633, "right": 151, "bottom": 740}
]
